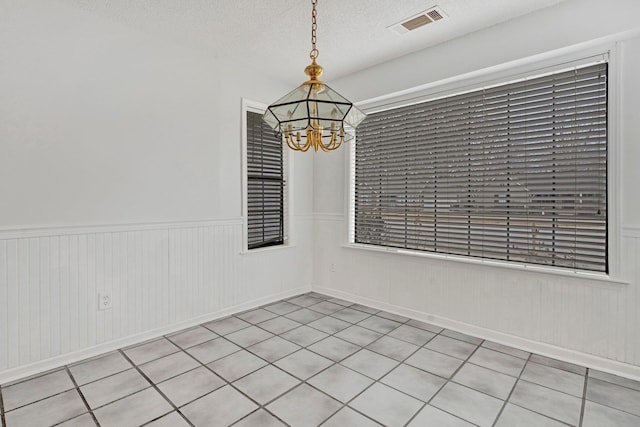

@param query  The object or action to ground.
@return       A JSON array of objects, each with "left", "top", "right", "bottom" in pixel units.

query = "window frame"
[
  {"left": 347, "top": 45, "right": 623, "bottom": 282},
  {"left": 242, "top": 99, "right": 292, "bottom": 252}
]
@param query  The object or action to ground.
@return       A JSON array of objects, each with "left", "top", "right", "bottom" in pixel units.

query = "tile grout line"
[
  {"left": 284, "top": 299, "right": 390, "bottom": 426},
  {"left": 1, "top": 365, "right": 68, "bottom": 388},
  {"left": 296, "top": 298, "right": 464, "bottom": 426},
  {"left": 0, "top": 376, "right": 85, "bottom": 415},
  {"left": 334, "top": 354, "right": 422, "bottom": 425},
  {"left": 578, "top": 368, "right": 589, "bottom": 427},
  {"left": 243, "top": 298, "right": 369, "bottom": 425},
  {"left": 526, "top": 357, "right": 586, "bottom": 377},
  {"left": 403, "top": 337, "right": 488, "bottom": 427},
  {"left": 303, "top": 341, "right": 396, "bottom": 421},
  {"left": 64, "top": 366, "right": 101, "bottom": 427},
  {"left": 228, "top": 407, "right": 291, "bottom": 427},
  {"left": 505, "top": 399, "right": 575, "bottom": 426},
  {"left": 253, "top": 295, "right": 512, "bottom": 426},
  {"left": 82, "top": 350, "right": 185, "bottom": 390},
  {"left": 163, "top": 330, "right": 293, "bottom": 427},
  {"left": 576, "top": 387, "right": 640, "bottom": 419},
  {"left": 489, "top": 351, "right": 531, "bottom": 427},
  {"left": 239, "top": 300, "right": 383, "bottom": 425},
  {"left": 528, "top": 354, "right": 587, "bottom": 377},
  {"left": 117, "top": 349, "right": 194, "bottom": 427},
  {"left": 414, "top": 333, "right": 594, "bottom": 422},
  {"left": 230, "top": 294, "right": 389, "bottom": 426},
  {"left": 587, "top": 374, "right": 640, "bottom": 393},
  {"left": 491, "top": 372, "right": 581, "bottom": 425}
]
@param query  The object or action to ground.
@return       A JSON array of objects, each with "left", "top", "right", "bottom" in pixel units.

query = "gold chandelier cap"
[{"left": 304, "top": 59, "right": 324, "bottom": 84}]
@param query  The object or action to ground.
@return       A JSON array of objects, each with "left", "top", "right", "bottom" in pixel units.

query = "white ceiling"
[{"left": 59, "top": 0, "right": 567, "bottom": 85}]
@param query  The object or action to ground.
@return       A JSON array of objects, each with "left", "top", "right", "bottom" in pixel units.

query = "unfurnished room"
[{"left": 1, "top": 0, "right": 640, "bottom": 426}]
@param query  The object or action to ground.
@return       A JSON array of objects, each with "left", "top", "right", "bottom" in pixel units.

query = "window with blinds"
[
  {"left": 246, "top": 110, "right": 285, "bottom": 249},
  {"left": 354, "top": 62, "right": 608, "bottom": 273}
]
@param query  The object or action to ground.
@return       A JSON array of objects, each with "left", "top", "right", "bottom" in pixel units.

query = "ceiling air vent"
[{"left": 389, "top": 6, "right": 447, "bottom": 35}]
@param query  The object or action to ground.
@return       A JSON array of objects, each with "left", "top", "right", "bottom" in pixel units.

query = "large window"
[
  {"left": 245, "top": 109, "right": 286, "bottom": 249},
  {"left": 353, "top": 62, "right": 608, "bottom": 273}
]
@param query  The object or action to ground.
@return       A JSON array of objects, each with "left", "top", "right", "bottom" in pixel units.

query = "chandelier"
[{"left": 262, "top": 0, "right": 366, "bottom": 152}]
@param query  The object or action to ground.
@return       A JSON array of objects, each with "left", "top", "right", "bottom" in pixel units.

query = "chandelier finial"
[{"left": 304, "top": 59, "right": 324, "bottom": 83}]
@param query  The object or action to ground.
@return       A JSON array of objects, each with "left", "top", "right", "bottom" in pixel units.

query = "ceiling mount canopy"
[{"left": 262, "top": 0, "right": 366, "bottom": 152}]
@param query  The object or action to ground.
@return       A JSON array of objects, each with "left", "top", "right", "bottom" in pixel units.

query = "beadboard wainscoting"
[
  {"left": 0, "top": 217, "right": 313, "bottom": 383},
  {"left": 313, "top": 214, "right": 640, "bottom": 379}
]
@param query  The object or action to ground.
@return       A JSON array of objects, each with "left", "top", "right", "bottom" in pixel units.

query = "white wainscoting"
[
  {"left": 314, "top": 215, "right": 640, "bottom": 379},
  {"left": 0, "top": 218, "right": 313, "bottom": 383}
]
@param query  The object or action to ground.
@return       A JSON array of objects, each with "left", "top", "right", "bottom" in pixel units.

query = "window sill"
[
  {"left": 240, "top": 243, "right": 296, "bottom": 255},
  {"left": 342, "top": 243, "right": 628, "bottom": 286}
]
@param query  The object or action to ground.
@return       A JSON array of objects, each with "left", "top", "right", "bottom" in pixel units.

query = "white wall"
[
  {"left": 313, "top": 0, "right": 640, "bottom": 376},
  {"left": 0, "top": 1, "right": 314, "bottom": 381},
  {"left": 0, "top": 0, "right": 314, "bottom": 226}
]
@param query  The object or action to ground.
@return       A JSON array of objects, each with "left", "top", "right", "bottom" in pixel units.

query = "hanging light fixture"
[{"left": 262, "top": 0, "right": 366, "bottom": 152}]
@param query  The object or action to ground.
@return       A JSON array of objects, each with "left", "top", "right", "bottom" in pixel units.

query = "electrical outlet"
[
  {"left": 98, "top": 291, "right": 112, "bottom": 310},
  {"left": 330, "top": 263, "right": 336, "bottom": 272}
]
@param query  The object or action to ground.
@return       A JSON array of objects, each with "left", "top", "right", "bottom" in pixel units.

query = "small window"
[
  {"left": 245, "top": 108, "right": 287, "bottom": 250},
  {"left": 352, "top": 62, "right": 608, "bottom": 273}
]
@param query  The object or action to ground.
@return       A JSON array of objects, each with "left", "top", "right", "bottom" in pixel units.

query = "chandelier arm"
[
  {"left": 302, "top": 133, "right": 313, "bottom": 152},
  {"left": 285, "top": 134, "right": 298, "bottom": 151}
]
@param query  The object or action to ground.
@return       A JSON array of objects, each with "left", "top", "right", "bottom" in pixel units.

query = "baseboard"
[
  {"left": 0, "top": 285, "right": 311, "bottom": 385},
  {"left": 313, "top": 285, "right": 640, "bottom": 382}
]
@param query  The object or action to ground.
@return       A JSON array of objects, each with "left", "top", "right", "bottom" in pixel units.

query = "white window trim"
[
  {"left": 241, "top": 98, "right": 294, "bottom": 253},
  {"left": 346, "top": 42, "right": 624, "bottom": 283}
]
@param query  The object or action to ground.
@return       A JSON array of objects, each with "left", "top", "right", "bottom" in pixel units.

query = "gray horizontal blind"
[
  {"left": 355, "top": 63, "right": 608, "bottom": 272},
  {"left": 247, "top": 111, "right": 284, "bottom": 249}
]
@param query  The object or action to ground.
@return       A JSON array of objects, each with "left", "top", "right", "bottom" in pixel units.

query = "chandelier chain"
[{"left": 310, "top": 0, "right": 319, "bottom": 60}]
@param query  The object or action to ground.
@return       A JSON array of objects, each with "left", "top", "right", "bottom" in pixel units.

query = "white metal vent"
[
  {"left": 426, "top": 9, "right": 444, "bottom": 21},
  {"left": 389, "top": 6, "right": 447, "bottom": 35}
]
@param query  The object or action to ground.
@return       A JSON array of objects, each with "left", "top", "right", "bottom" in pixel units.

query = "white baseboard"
[
  {"left": 313, "top": 285, "right": 640, "bottom": 382},
  {"left": 0, "top": 286, "right": 311, "bottom": 385}
]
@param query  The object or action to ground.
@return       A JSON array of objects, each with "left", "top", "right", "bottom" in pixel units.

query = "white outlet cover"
[{"left": 98, "top": 291, "right": 112, "bottom": 310}]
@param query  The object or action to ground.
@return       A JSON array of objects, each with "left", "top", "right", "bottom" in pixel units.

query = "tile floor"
[{"left": 1, "top": 292, "right": 639, "bottom": 427}]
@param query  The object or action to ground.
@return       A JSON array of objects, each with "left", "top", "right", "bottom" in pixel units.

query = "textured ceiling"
[{"left": 58, "top": 0, "right": 567, "bottom": 85}]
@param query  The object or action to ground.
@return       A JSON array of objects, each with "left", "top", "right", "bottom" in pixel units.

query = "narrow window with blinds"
[
  {"left": 246, "top": 110, "right": 285, "bottom": 249},
  {"left": 354, "top": 62, "right": 608, "bottom": 273}
]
